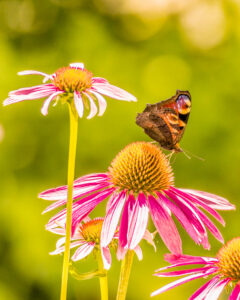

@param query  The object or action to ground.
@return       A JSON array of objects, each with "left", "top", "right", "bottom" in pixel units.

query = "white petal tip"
[{"left": 70, "top": 63, "right": 84, "bottom": 69}]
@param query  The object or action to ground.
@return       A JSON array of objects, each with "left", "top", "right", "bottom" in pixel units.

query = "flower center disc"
[
  {"left": 217, "top": 238, "right": 240, "bottom": 281},
  {"left": 52, "top": 66, "right": 93, "bottom": 93},
  {"left": 80, "top": 218, "right": 103, "bottom": 244},
  {"left": 109, "top": 142, "right": 174, "bottom": 193}
]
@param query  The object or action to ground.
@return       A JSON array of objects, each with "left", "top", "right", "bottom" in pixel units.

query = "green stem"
[
  {"left": 60, "top": 102, "right": 78, "bottom": 300},
  {"left": 116, "top": 251, "right": 134, "bottom": 300},
  {"left": 97, "top": 251, "right": 108, "bottom": 300}
]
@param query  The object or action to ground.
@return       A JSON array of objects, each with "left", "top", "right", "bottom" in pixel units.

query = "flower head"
[
  {"left": 152, "top": 238, "right": 240, "bottom": 299},
  {"left": 3, "top": 63, "right": 136, "bottom": 118},
  {"left": 49, "top": 217, "right": 155, "bottom": 269},
  {"left": 39, "top": 142, "right": 235, "bottom": 257}
]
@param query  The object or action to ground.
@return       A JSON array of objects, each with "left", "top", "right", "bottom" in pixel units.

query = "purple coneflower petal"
[
  {"left": 71, "top": 188, "right": 115, "bottom": 234},
  {"left": 230, "top": 284, "right": 240, "bottom": 300},
  {"left": 92, "top": 77, "right": 108, "bottom": 84},
  {"left": 158, "top": 192, "right": 205, "bottom": 247},
  {"left": 50, "top": 240, "right": 83, "bottom": 255},
  {"left": 170, "top": 188, "right": 224, "bottom": 243},
  {"left": 134, "top": 245, "right": 143, "bottom": 260},
  {"left": 173, "top": 188, "right": 225, "bottom": 225},
  {"left": 41, "top": 183, "right": 110, "bottom": 214},
  {"left": 101, "top": 191, "right": 126, "bottom": 248},
  {"left": 101, "top": 246, "right": 112, "bottom": 270},
  {"left": 182, "top": 189, "right": 235, "bottom": 210},
  {"left": 148, "top": 194, "right": 182, "bottom": 254},
  {"left": 90, "top": 91, "right": 107, "bottom": 116},
  {"left": 18, "top": 70, "right": 53, "bottom": 80},
  {"left": 142, "top": 230, "right": 156, "bottom": 251},
  {"left": 82, "top": 92, "right": 98, "bottom": 119},
  {"left": 39, "top": 176, "right": 109, "bottom": 201},
  {"left": 155, "top": 266, "right": 218, "bottom": 278},
  {"left": 151, "top": 267, "right": 217, "bottom": 297},
  {"left": 46, "top": 188, "right": 114, "bottom": 231},
  {"left": 41, "top": 91, "right": 63, "bottom": 116},
  {"left": 119, "top": 193, "right": 149, "bottom": 250},
  {"left": 189, "top": 276, "right": 220, "bottom": 300},
  {"left": 193, "top": 276, "right": 231, "bottom": 300},
  {"left": 71, "top": 242, "right": 95, "bottom": 261},
  {"left": 163, "top": 254, "right": 218, "bottom": 267},
  {"left": 74, "top": 91, "right": 84, "bottom": 118},
  {"left": 92, "top": 82, "right": 137, "bottom": 102},
  {"left": 164, "top": 190, "right": 210, "bottom": 249}
]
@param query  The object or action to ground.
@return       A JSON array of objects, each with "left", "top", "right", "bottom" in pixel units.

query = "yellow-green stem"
[
  {"left": 60, "top": 102, "right": 78, "bottom": 300},
  {"left": 97, "top": 251, "right": 108, "bottom": 300},
  {"left": 116, "top": 251, "right": 134, "bottom": 300}
]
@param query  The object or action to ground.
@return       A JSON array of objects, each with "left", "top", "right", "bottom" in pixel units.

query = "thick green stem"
[
  {"left": 60, "top": 102, "right": 78, "bottom": 300},
  {"left": 116, "top": 251, "right": 134, "bottom": 300},
  {"left": 97, "top": 251, "right": 108, "bottom": 300}
]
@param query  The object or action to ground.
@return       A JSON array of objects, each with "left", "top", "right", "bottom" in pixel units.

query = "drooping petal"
[
  {"left": 148, "top": 194, "right": 182, "bottom": 254},
  {"left": 155, "top": 266, "right": 218, "bottom": 277},
  {"left": 70, "top": 62, "right": 84, "bottom": 69},
  {"left": 41, "top": 182, "right": 110, "bottom": 214},
  {"left": 92, "top": 82, "right": 137, "bottom": 102},
  {"left": 204, "top": 277, "right": 230, "bottom": 300},
  {"left": 92, "top": 77, "right": 109, "bottom": 84},
  {"left": 164, "top": 190, "right": 210, "bottom": 249},
  {"left": 134, "top": 245, "right": 143, "bottom": 260},
  {"left": 82, "top": 92, "right": 98, "bottom": 119},
  {"left": 230, "top": 284, "right": 240, "bottom": 300},
  {"left": 18, "top": 70, "right": 53, "bottom": 80},
  {"left": 170, "top": 188, "right": 224, "bottom": 243},
  {"left": 101, "top": 191, "right": 127, "bottom": 248},
  {"left": 182, "top": 189, "right": 235, "bottom": 210},
  {"left": 142, "top": 230, "right": 156, "bottom": 251},
  {"left": 118, "top": 193, "right": 149, "bottom": 250},
  {"left": 101, "top": 246, "right": 112, "bottom": 270},
  {"left": 50, "top": 240, "right": 83, "bottom": 255},
  {"left": 90, "top": 91, "right": 107, "bottom": 116},
  {"left": 39, "top": 174, "right": 109, "bottom": 201},
  {"left": 189, "top": 276, "right": 221, "bottom": 300},
  {"left": 74, "top": 91, "right": 84, "bottom": 118},
  {"left": 41, "top": 91, "right": 63, "bottom": 115},
  {"left": 46, "top": 188, "right": 115, "bottom": 232},
  {"left": 151, "top": 268, "right": 217, "bottom": 297},
  {"left": 163, "top": 253, "right": 218, "bottom": 267},
  {"left": 71, "top": 242, "right": 95, "bottom": 261},
  {"left": 158, "top": 192, "right": 205, "bottom": 247},
  {"left": 173, "top": 188, "right": 225, "bottom": 225}
]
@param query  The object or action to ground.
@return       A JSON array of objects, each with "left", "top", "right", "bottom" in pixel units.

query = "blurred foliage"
[{"left": 0, "top": 0, "right": 240, "bottom": 299}]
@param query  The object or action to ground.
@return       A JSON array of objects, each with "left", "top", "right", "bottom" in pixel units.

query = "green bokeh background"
[{"left": 0, "top": 0, "right": 239, "bottom": 299}]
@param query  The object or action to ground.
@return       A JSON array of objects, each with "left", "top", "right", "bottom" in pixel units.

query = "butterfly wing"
[{"left": 136, "top": 90, "right": 191, "bottom": 152}]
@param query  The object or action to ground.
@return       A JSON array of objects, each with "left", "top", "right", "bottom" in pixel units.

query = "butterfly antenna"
[{"left": 181, "top": 147, "right": 205, "bottom": 161}]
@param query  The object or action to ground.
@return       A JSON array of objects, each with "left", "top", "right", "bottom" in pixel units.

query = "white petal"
[
  {"left": 72, "top": 242, "right": 95, "bottom": 261},
  {"left": 90, "top": 91, "right": 107, "bottom": 116},
  {"left": 41, "top": 91, "right": 63, "bottom": 116},
  {"left": 70, "top": 63, "right": 84, "bottom": 69},
  {"left": 74, "top": 91, "right": 84, "bottom": 118},
  {"left": 83, "top": 92, "right": 98, "bottom": 119},
  {"left": 101, "top": 247, "right": 112, "bottom": 270}
]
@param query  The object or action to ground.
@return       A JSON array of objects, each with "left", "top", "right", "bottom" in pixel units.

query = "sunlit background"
[{"left": 0, "top": 0, "right": 240, "bottom": 299}]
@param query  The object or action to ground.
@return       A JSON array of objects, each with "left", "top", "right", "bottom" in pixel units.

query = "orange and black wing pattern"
[{"left": 136, "top": 90, "right": 191, "bottom": 152}]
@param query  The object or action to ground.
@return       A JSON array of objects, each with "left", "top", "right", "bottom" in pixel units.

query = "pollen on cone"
[{"left": 108, "top": 142, "right": 174, "bottom": 193}]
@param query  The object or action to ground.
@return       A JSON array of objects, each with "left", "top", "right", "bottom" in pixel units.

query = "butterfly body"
[{"left": 136, "top": 90, "right": 191, "bottom": 152}]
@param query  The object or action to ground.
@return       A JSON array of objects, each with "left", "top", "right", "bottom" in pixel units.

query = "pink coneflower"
[
  {"left": 49, "top": 217, "right": 155, "bottom": 270},
  {"left": 152, "top": 237, "right": 240, "bottom": 299},
  {"left": 3, "top": 63, "right": 136, "bottom": 118},
  {"left": 39, "top": 142, "right": 235, "bottom": 257}
]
